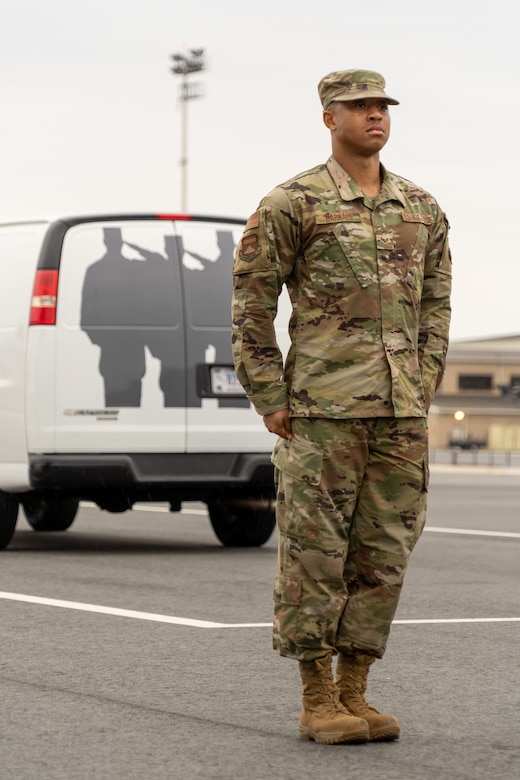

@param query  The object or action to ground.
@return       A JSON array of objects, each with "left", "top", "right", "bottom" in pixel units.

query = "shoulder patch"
[
  {"left": 233, "top": 206, "right": 274, "bottom": 275},
  {"left": 240, "top": 234, "right": 259, "bottom": 261},
  {"left": 245, "top": 211, "right": 260, "bottom": 230}
]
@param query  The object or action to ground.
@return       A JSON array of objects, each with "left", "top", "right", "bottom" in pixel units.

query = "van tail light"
[
  {"left": 30, "top": 270, "right": 59, "bottom": 325},
  {"left": 155, "top": 213, "right": 191, "bottom": 221}
]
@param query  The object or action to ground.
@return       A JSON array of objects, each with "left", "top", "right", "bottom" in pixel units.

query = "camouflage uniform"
[{"left": 232, "top": 156, "right": 451, "bottom": 661}]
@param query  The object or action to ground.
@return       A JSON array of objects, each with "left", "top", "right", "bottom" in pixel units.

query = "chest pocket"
[
  {"left": 389, "top": 212, "right": 432, "bottom": 279},
  {"left": 304, "top": 217, "right": 376, "bottom": 304},
  {"left": 332, "top": 221, "right": 379, "bottom": 288}
]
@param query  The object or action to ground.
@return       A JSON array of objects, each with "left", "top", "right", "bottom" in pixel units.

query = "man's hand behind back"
[{"left": 263, "top": 409, "right": 293, "bottom": 440}]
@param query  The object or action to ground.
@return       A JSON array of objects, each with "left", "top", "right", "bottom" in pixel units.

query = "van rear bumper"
[{"left": 28, "top": 452, "right": 275, "bottom": 491}]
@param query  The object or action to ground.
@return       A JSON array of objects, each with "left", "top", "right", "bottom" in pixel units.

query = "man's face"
[{"left": 324, "top": 98, "right": 391, "bottom": 156}]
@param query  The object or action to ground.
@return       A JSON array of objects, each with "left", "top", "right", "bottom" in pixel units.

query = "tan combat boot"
[
  {"left": 298, "top": 653, "right": 369, "bottom": 744},
  {"left": 336, "top": 653, "right": 400, "bottom": 741}
]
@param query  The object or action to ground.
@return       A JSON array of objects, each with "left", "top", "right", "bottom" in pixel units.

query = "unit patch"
[{"left": 240, "top": 234, "right": 260, "bottom": 261}]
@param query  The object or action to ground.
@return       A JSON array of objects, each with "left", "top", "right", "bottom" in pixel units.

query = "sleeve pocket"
[{"left": 233, "top": 206, "right": 274, "bottom": 275}]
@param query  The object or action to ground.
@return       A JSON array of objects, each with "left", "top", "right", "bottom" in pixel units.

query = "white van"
[{"left": 0, "top": 213, "right": 288, "bottom": 549}]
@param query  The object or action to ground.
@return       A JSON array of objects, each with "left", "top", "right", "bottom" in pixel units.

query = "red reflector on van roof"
[
  {"left": 155, "top": 213, "right": 191, "bottom": 221},
  {"left": 30, "top": 269, "right": 59, "bottom": 325}
]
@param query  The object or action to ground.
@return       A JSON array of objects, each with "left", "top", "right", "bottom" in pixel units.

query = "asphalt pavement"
[{"left": 1, "top": 465, "right": 519, "bottom": 779}]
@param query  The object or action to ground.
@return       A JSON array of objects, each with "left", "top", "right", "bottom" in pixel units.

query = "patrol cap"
[{"left": 318, "top": 69, "right": 399, "bottom": 110}]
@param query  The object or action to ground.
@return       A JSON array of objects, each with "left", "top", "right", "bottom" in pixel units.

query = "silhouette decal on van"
[{"left": 80, "top": 225, "right": 247, "bottom": 409}]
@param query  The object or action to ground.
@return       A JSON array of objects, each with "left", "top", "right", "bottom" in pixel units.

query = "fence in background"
[{"left": 431, "top": 449, "right": 520, "bottom": 468}]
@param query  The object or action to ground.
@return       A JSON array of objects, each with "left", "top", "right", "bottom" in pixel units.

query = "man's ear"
[{"left": 323, "top": 109, "right": 336, "bottom": 130}]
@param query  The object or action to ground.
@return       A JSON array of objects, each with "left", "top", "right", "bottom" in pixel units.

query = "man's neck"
[{"left": 333, "top": 152, "right": 382, "bottom": 198}]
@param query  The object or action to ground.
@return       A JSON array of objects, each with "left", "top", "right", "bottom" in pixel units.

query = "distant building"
[{"left": 429, "top": 334, "right": 520, "bottom": 450}]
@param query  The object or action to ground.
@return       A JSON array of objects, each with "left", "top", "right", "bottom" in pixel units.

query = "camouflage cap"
[{"left": 318, "top": 69, "right": 399, "bottom": 110}]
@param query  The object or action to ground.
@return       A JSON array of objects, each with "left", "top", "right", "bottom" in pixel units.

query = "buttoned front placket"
[
  {"left": 327, "top": 159, "right": 418, "bottom": 416},
  {"left": 372, "top": 188, "right": 422, "bottom": 416}
]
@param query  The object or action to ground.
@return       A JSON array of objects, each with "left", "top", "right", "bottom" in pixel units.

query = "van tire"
[
  {"left": 22, "top": 496, "right": 79, "bottom": 532},
  {"left": 208, "top": 493, "right": 276, "bottom": 547},
  {"left": 0, "top": 491, "right": 19, "bottom": 549}
]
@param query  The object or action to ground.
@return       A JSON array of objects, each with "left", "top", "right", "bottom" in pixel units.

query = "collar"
[{"left": 326, "top": 156, "right": 407, "bottom": 208}]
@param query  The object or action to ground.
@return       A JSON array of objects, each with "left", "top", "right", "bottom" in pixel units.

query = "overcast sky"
[{"left": 1, "top": 0, "right": 518, "bottom": 341}]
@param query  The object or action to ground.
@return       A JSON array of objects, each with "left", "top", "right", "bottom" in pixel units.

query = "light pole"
[{"left": 170, "top": 47, "right": 206, "bottom": 212}]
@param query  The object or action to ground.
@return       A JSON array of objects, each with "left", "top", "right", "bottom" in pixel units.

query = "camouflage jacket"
[{"left": 232, "top": 156, "right": 452, "bottom": 419}]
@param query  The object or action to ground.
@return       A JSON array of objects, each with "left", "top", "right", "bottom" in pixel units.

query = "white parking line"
[
  {"left": 84, "top": 503, "right": 520, "bottom": 538},
  {"left": 394, "top": 617, "right": 520, "bottom": 624},
  {"left": 0, "top": 591, "right": 519, "bottom": 629},
  {"left": 425, "top": 526, "right": 520, "bottom": 539},
  {"left": 128, "top": 505, "right": 520, "bottom": 538},
  {"left": 0, "top": 591, "right": 223, "bottom": 628}
]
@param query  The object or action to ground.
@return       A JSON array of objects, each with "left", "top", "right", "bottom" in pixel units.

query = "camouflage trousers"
[{"left": 271, "top": 417, "right": 429, "bottom": 661}]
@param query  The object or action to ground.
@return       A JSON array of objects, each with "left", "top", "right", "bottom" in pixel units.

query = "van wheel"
[
  {"left": 22, "top": 496, "right": 79, "bottom": 532},
  {"left": 0, "top": 491, "right": 19, "bottom": 549},
  {"left": 208, "top": 494, "right": 276, "bottom": 547}
]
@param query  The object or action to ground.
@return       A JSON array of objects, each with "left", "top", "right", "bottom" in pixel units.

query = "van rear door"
[
  {"left": 50, "top": 218, "right": 186, "bottom": 453},
  {"left": 175, "top": 219, "right": 276, "bottom": 453}
]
